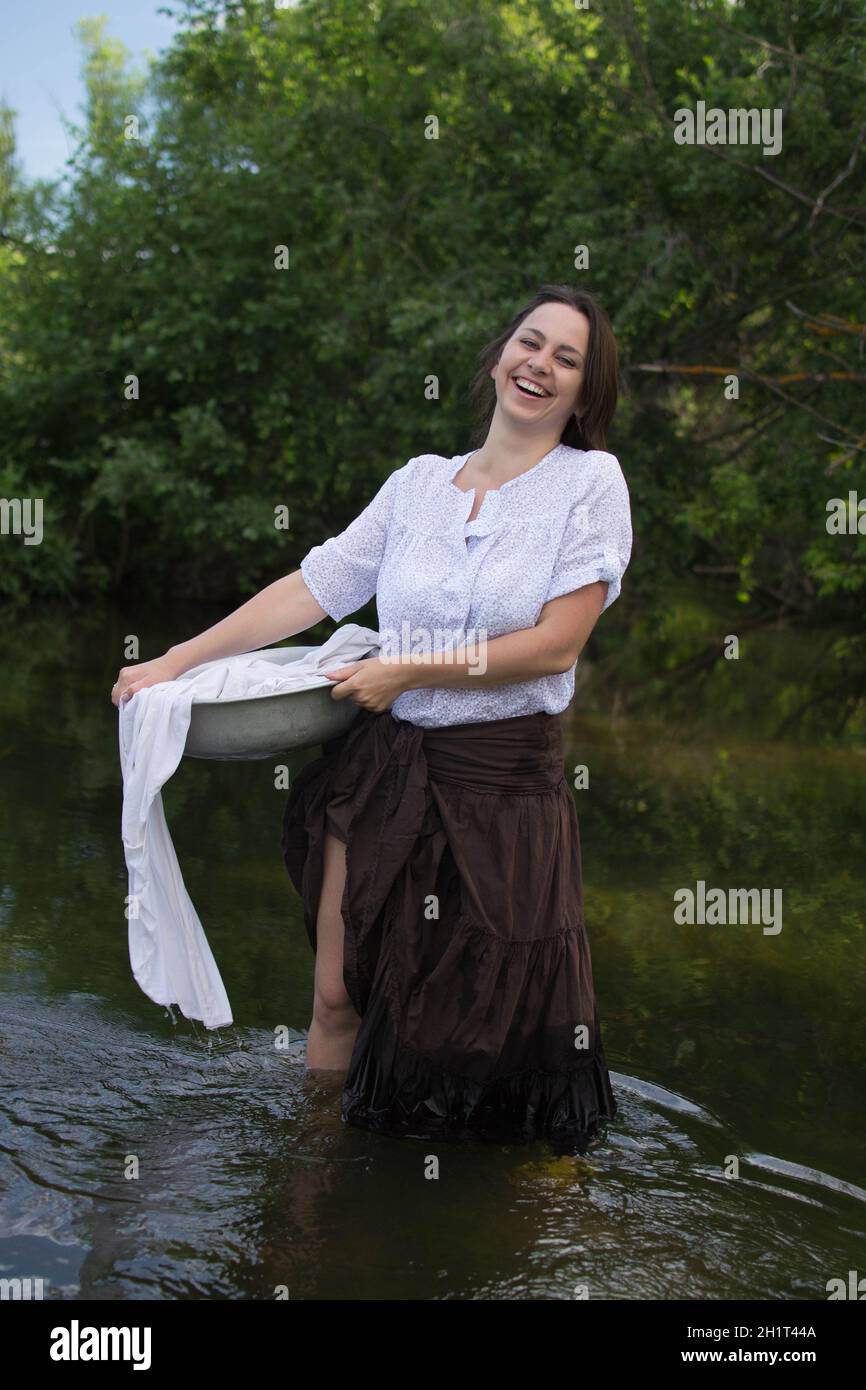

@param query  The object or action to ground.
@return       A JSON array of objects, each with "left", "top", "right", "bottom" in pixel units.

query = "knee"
[{"left": 313, "top": 979, "right": 359, "bottom": 1034}]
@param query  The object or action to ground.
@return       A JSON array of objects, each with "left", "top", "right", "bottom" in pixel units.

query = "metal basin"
[{"left": 182, "top": 646, "right": 367, "bottom": 761}]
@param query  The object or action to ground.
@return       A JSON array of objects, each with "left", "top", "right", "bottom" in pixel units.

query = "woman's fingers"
[
  {"left": 111, "top": 668, "right": 130, "bottom": 706},
  {"left": 112, "top": 656, "right": 175, "bottom": 704},
  {"left": 112, "top": 673, "right": 141, "bottom": 705}
]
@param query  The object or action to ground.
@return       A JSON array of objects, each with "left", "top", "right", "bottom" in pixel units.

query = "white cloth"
[
  {"left": 299, "top": 443, "right": 633, "bottom": 728},
  {"left": 118, "top": 623, "right": 380, "bottom": 1029}
]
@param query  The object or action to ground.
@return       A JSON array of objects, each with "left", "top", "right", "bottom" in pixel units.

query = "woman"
[{"left": 111, "top": 283, "right": 632, "bottom": 1156}]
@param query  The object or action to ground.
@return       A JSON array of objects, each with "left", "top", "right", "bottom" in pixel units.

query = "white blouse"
[{"left": 299, "top": 442, "right": 633, "bottom": 728}]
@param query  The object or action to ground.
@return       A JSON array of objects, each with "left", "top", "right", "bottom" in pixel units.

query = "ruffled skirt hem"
[{"left": 342, "top": 984, "right": 617, "bottom": 1155}]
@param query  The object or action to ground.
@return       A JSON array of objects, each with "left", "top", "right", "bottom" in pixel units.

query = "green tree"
[{"left": 0, "top": 0, "right": 863, "bottom": 731}]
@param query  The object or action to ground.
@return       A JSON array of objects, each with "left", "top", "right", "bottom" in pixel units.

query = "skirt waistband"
[{"left": 344, "top": 708, "right": 567, "bottom": 794}]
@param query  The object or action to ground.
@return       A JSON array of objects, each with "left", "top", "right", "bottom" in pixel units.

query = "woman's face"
[{"left": 491, "top": 301, "right": 590, "bottom": 433}]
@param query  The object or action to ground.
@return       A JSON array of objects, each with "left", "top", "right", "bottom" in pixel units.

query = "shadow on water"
[{"left": 0, "top": 608, "right": 864, "bottom": 1299}]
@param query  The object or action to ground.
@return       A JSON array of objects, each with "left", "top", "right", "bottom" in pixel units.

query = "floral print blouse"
[{"left": 299, "top": 442, "right": 633, "bottom": 728}]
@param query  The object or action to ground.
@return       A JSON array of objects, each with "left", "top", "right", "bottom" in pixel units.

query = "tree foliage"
[{"left": 0, "top": 0, "right": 863, "bottom": 724}]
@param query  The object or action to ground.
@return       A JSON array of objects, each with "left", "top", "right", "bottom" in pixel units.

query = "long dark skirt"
[{"left": 280, "top": 705, "right": 617, "bottom": 1155}]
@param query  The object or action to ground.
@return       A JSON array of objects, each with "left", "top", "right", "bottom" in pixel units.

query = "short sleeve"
[
  {"left": 299, "top": 466, "right": 402, "bottom": 621},
  {"left": 544, "top": 454, "right": 633, "bottom": 613}
]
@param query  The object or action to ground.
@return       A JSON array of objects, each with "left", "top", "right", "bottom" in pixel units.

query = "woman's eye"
[{"left": 520, "top": 338, "right": 576, "bottom": 367}]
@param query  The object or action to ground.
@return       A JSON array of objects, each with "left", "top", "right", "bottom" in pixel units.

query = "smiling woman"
[
  {"left": 466, "top": 284, "right": 619, "bottom": 456},
  {"left": 111, "top": 283, "right": 631, "bottom": 1155},
  {"left": 279, "top": 283, "right": 634, "bottom": 1155}
]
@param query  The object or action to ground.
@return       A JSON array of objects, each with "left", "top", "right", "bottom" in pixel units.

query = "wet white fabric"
[
  {"left": 300, "top": 443, "right": 633, "bottom": 728},
  {"left": 117, "top": 623, "right": 380, "bottom": 1029}
]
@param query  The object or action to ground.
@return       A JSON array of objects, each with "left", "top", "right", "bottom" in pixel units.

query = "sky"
[{"left": 0, "top": 1, "right": 183, "bottom": 184}]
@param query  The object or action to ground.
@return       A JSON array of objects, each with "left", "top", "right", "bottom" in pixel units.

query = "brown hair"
[{"left": 466, "top": 284, "right": 620, "bottom": 452}]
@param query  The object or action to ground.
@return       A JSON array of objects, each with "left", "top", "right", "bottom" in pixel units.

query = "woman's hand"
[
  {"left": 111, "top": 652, "right": 183, "bottom": 707},
  {"left": 322, "top": 657, "right": 408, "bottom": 712}
]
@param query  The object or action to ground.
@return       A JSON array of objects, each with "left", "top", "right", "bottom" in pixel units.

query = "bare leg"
[{"left": 306, "top": 830, "right": 362, "bottom": 1073}]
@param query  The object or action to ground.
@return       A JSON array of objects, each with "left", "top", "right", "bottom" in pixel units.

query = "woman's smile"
[{"left": 512, "top": 374, "right": 553, "bottom": 400}]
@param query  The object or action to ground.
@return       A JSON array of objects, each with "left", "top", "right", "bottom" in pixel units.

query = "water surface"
[{"left": 0, "top": 607, "right": 863, "bottom": 1299}]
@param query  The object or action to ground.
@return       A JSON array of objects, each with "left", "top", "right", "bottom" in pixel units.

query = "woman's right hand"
[{"left": 110, "top": 652, "right": 183, "bottom": 708}]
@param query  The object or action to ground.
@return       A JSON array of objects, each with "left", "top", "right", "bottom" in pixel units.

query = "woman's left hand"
[{"left": 322, "top": 657, "right": 408, "bottom": 712}]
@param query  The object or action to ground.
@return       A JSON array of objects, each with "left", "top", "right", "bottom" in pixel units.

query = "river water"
[{"left": 1, "top": 607, "right": 863, "bottom": 1299}]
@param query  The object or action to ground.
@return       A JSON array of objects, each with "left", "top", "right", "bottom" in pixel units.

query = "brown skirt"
[{"left": 280, "top": 705, "right": 617, "bottom": 1155}]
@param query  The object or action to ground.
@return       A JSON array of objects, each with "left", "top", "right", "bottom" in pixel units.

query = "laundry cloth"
[{"left": 117, "top": 623, "right": 380, "bottom": 1029}]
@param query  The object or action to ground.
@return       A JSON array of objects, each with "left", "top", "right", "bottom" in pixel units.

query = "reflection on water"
[{"left": 0, "top": 609, "right": 863, "bottom": 1299}]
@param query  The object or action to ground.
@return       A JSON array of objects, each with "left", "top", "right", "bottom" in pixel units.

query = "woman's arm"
[
  {"left": 323, "top": 583, "right": 608, "bottom": 712},
  {"left": 395, "top": 583, "right": 608, "bottom": 691},
  {"left": 165, "top": 570, "right": 328, "bottom": 675},
  {"left": 111, "top": 571, "right": 328, "bottom": 704}
]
